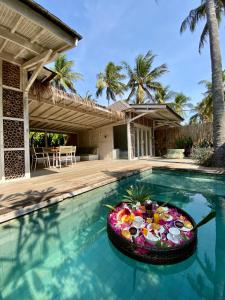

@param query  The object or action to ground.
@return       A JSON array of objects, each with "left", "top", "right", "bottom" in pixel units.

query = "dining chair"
[
  {"left": 31, "top": 147, "right": 50, "bottom": 171},
  {"left": 72, "top": 146, "right": 77, "bottom": 164},
  {"left": 57, "top": 146, "right": 73, "bottom": 168},
  {"left": 43, "top": 147, "right": 56, "bottom": 167}
]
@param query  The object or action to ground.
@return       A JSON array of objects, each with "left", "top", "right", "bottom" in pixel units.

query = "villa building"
[{"left": 0, "top": 0, "right": 183, "bottom": 184}]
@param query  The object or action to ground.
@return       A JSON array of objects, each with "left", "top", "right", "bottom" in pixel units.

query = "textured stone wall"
[
  {"left": 1, "top": 60, "right": 26, "bottom": 181},
  {"left": 78, "top": 126, "right": 114, "bottom": 160}
]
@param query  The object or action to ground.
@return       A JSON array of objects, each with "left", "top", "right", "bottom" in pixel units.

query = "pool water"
[{"left": 0, "top": 169, "right": 225, "bottom": 300}]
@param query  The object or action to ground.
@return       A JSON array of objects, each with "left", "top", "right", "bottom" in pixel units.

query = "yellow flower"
[
  {"left": 142, "top": 228, "right": 148, "bottom": 236},
  {"left": 146, "top": 218, "right": 152, "bottom": 224},
  {"left": 129, "top": 214, "right": 135, "bottom": 222},
  {"left": 121, "top": 230, "right": 131, "bottom": 239}
]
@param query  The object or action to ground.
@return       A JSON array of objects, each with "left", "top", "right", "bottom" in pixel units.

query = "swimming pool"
[{"left": 0, "top": 168, "right": 224, "bottom": 300}]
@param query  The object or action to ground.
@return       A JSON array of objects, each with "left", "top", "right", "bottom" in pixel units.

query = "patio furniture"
[
  {"left": 31, "top": 147, "right": 50, "bottom": 171},
  {"left": 43, "top": 147, "right": 59, "bottom": 167},
  {"left": 72, "top": 146, "right": 77, "bottom": 164},
  {"left": 57, "top": 146, "right": 73, "bottom": 168},
  {"left": 164, "top": 149, "right": 184, "bottom": 159},
  {"left": 77, "top": 147, "right": 99, "bottom": 161}
]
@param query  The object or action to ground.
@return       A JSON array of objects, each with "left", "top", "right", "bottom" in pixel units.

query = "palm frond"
[
  {"left": 199, "top": 23, "right": 209, "bottom": 52},
  {"left": 180, "top": 3, "right": 206, "bottom": 33}
]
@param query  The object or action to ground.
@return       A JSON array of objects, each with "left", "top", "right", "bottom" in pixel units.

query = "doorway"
[{"left": 134, "top": 125, "right": 152, "bottom": 158}]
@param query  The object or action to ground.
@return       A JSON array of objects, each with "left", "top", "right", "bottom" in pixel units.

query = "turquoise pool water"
[{"left": 0, "top": 169, "right": 225, "bottom": 300}]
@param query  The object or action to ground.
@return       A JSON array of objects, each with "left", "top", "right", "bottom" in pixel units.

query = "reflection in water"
[
  {"left": 0, "top": 170, "right": 224, "bottom": 299},
  {"left": 187, "top": 197, "right": 225, "bottom": 300}
]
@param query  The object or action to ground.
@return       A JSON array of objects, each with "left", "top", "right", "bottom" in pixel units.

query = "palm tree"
[
  {"left": 96, "top": 62, "right": 126, "bottom": 106},
  {"left": 190, "top": 72, "right": 225, "bottom": 124},
  {"left": 122, "top": 51, "right": 168, "bottom": 104},
  {"left": 51, "top": 54, "right": 83, "bottom": 93},
  {"left": 180, "top": 0, "right": 224, "bottom": 52},
  {"left": 181, "top": 0, "right": 225, "bottom": 166},
  {"left": 83, "top": 91, "right": 96, "bottom": 103},
  {"left": 205, "top": 0, "right": 225, "bottom": 166},
  {"left": 154, "top": 85, "right": 175, "bottom": 104},
  {"left": 190, "top": 97, "right": 213, "bottom": 124},
  {"left": 168, "top": 93, "right": 191, "bottom": 117}
]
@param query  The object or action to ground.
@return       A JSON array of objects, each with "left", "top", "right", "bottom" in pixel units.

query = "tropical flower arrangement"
[
  {"left": 106, "top": 185, "right": 196, "bottom": 254},
  {"left": 105, "top": 186, "right": 216, "bottom": 263},
  {"left": 108, "top": 201, "right": 194, "bottom": 249}
]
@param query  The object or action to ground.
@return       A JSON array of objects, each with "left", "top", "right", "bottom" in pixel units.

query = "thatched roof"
[{"left": 29, "top": 84, "right": 125, "bottom": 133}]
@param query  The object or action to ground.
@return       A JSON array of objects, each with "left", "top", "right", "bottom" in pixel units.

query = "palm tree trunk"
[
  {"left": 205, "top": 0, "right": 225, "bottom": 167},
  {"left": 214, "top": 198, "right": 225, "bottom": 300}
]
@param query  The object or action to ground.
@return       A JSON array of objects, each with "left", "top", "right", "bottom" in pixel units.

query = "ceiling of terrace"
[
  {"left": 0, "top": 0, "right": 81, "bottom": 66},
  {"left": 29, "top": 87, "right": 125, "bottom": 134}
]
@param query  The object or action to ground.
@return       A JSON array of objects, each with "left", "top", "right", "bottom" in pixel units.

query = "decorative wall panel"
[
  {"left": 2, "top": 61, "right": 20, "bottom": 89},
  {"left": 4, "top": 150, "right": 25, "bottom": 179},
  {"left": 3, "top": 88, "right": 23, "bottom": 118},
  {"left": 3, "top": 120, "right": 24, "bottom": 148}
]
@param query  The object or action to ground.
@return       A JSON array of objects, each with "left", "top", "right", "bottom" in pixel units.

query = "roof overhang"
[
  {"left": 29, "top": 87, "right": 125, "bottom": 134},
  {"left": 128, "top": 104, "right": 184, "bottom": 128},
  {"left": 0, "top": 0, "right": 82, "bottom": 67}
]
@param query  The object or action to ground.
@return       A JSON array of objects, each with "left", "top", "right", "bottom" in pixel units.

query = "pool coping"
[
  {"left": 0, "top": 164, "right": 224, "bottom": 225},
  {"left": 0, "top": 166, "right": 152, "bottom": 224}
]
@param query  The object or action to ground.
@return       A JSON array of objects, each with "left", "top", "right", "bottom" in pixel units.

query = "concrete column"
[
  {"left": 127, "top": 121, "right": 132, "bottom": 160},
  {"left": 152, "top": 120, "right": 155, "bottom": 156}
]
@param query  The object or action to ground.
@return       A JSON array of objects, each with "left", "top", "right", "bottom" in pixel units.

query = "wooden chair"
[
  {"left": 43, "top": 147, "right": 57, "bottom": 167},
  {"left": 57, "top": 146, "right": 73, "bottom": 168},
  {"left": 31, "top": 147, "right": 50, "bottom": 171},
  {"left": 72, "top": 146, "right": 77, "bottom": 164}
]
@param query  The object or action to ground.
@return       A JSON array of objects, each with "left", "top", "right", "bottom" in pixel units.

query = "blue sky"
[{"left": 37, "top": 0, "right": 225, "bottom": 121}]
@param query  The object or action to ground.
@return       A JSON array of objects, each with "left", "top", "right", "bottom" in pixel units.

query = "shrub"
[
  {"left": 175, "top": 136, "right": 193, "bottom": 157},
  {"left": 175, "top": 136, "right": 193, "bottom": 149},
  {"left": 191, "top": 146, "right": 214, "bottom": 167}
]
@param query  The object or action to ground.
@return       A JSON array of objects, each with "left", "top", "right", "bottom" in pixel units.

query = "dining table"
[{"left": 43, "top": 147, "right": 59, "bottom": 168}]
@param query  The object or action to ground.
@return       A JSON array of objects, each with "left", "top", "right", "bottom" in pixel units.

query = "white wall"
[{"left": 79, "top": 125, "right": 114, "bottom": 160}]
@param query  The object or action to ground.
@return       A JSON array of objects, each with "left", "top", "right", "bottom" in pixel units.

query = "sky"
[{"left": 36, "top": 0, "right": 225, "bottom": 121}]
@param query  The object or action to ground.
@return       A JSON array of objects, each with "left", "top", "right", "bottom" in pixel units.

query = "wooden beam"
[
  {"left": 22, "top": 49, "right": 53, "bottom": 69},
  {"left": 29, "top": 96, "right": 118, "bottom": 121},
  {"left": 0, "top": 25, "right": 44, "bottom": 54},
  {"left": 129, "top": 112, "right": 149, "bottom": 122},
  {"left": 25, "top": 49, "right": 52, "bottom": 92},
  {"left": 15, "top": 28, "right": 46, "bottom": 59},
  {"left": 30, "top": 127, "right": 76, "bottom": 134},
  {"left": 0, "top": 15, "right": 23, "bottom": 53},
  {"left": 0, "top": 51, "right": 24, "bottom": 65},
  {"left": 31, "top": 28, "right": 46, "bottom": 44},
  {"left": 1, "top": 0, "right": 78, "bottom": 46},
  {"left": 14, "top": 48, "right": 24, "bottom": 60},
  {"left": 29, "top": 116, "right": 94, "bottom": 129}
]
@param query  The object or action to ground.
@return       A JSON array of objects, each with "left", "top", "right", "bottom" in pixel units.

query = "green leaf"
[{"left": 103, "top": 204, "right": 116, "bottom": 211}]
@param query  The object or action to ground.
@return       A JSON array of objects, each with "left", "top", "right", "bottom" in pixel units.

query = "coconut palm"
[
  {"left": 168, "top": 93, "right": 191, "bottom": 117},
  {"left": 190, "top": 97, "right": 213, "bottom": 124},
  {"left": 83, "top": 90, "right": 96, "bottom": 103},
  {"left": 96, "top": 62, "right": 126, "bottom": 106},
  {"left": 154, "top": 85, "right": 175, "bottom": 104},
  {"left": 190, "top": 71, "right": 225, "bottom": 124},
  {"left": 205, "top": 0, "right": 225, "bottom": 166},
  {"left": 122, "top": 51, "right": 168, "bottom": 104},
  {"left": 181, "top": 0, "right": 225, "bottom": 166},
  {"left": 180, "top": 0, "right": 224, "bottom": 52},
  {"left": 51, "top": 54, "right": 83, "bottom": 93}
]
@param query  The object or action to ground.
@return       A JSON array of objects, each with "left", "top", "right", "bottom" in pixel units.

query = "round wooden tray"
[{"left": 107, "top": 201, "right": 197, "bottom": 265}]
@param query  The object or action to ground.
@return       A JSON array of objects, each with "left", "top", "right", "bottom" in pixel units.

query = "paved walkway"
[{"left": 0, "top": 158, "right": 224, "bottom": 223}]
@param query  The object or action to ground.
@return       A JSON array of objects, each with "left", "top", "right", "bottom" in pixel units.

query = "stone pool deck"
[{"left": 0, "top": 158, "right": 224, "bottom": 224}]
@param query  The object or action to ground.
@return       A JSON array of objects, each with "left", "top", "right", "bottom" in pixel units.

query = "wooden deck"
[{"left": 0, "top": 158, "right": 224, "bottom": 224}]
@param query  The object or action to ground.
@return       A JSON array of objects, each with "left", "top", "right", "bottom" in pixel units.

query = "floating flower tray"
[{"left": 107, "top": 201, "right": 197, "bottom": 265}]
